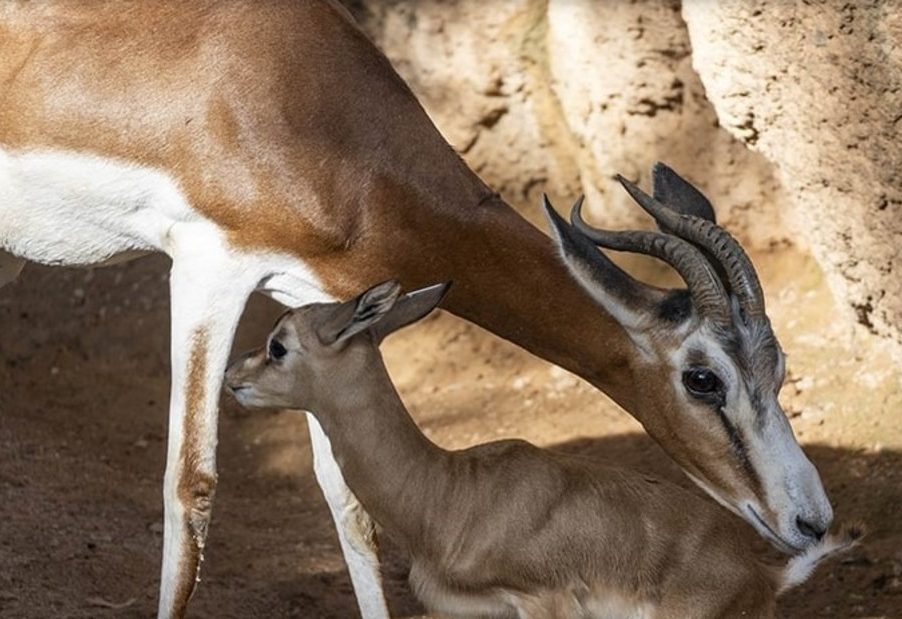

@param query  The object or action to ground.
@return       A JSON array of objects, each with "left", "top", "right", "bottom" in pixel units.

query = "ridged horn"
[
  {"left": 570, "top": 199, "right": 732, "bottom": 325},
  {"left": 617, "top": 172, "right": 766, "bottom": 318}
]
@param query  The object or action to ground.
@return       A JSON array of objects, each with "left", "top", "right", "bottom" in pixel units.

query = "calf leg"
[
  {"left": 157, "top": 238, "right": 257, "bottom": 618},
  {"left": 249, "top": 265, "right": 390, "bottom": 616}
]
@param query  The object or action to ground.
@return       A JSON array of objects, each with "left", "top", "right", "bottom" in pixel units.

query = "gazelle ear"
[
  {"left": 652, "top": 162, "right": 716, "bottom": 224},
  {"left": 371, "top": 282, "right": 450, "bottom": 342},
  {"left": 650, "top": 163, "right": 733, "bottom": 289},
  {"left": 543, "top": 195, "right": 665, "bottom": 333},
  {"left": 319, "top": 280, "right": 402, "bottom": 344}
]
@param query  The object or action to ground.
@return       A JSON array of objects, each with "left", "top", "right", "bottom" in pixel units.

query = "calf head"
[{"left": 226, "top": 281, "right": 448, "bottom": 412}]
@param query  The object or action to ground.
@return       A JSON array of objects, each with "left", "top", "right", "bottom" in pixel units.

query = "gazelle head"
[
  {"left": 544, "top": 163, "right": 832, "bottom": 553},
  {"left": 225, "top": 281, "right": 449, "bottom": 412}
]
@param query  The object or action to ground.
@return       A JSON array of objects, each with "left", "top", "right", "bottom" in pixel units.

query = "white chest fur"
[{"left": 0, "top": 146, "right": 334, "bottom": 307}]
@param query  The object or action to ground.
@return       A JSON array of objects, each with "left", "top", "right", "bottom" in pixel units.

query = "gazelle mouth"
[{"left": 745, "top": 505, "right": 803, "bottom": 555}]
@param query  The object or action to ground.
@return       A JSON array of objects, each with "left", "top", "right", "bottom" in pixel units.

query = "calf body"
[{"left": 226, "top": 281, "right": 858, "bottom": 619}]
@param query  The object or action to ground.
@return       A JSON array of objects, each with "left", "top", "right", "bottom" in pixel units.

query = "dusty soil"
[{"left": 1, "top": 234, "right": 900, "bottom": 617}]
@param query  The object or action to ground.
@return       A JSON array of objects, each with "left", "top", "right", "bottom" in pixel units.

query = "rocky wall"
[{"left": 682, "top": 0, "right": 902, "bottom": 347}]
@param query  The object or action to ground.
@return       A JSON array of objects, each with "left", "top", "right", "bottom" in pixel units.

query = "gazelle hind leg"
[
  {"left": 157, "top": 233, "right": 257, "bottom": 618},
  {"left": 308, "top": 416, "right": 391, "bottom": 619},
  {"left": 0, "top": 250, "right": 24, "bottom": 288}
]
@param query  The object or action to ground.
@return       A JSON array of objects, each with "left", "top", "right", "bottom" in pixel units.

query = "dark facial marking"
[
  {"left": 684, "top": 347, "right": 762, "bottom": 492},
  {"left": 656, "top": 289, "right": 693, "bottom": 323},
  {"left": 721, "top": 317, "right": 783, "bottom": 430},
  {"left": 715, "top": 405, "right": 761, "bottom": 492}
]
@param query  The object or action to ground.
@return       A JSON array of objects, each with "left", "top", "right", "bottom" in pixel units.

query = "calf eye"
[
  {"left": 682, "top": 368, "right": 722, "bottom": 397},
  {"left": 269, "top": 339, "right": 288, "bottom": 360}
]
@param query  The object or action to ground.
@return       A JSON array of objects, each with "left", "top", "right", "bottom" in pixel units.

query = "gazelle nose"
[{"left": 796, "top": 515, "right": 826, "bottom": 541}]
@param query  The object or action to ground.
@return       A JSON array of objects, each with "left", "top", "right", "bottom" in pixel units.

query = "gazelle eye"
[
  {"left": 269, "top": 339, "right": 287, "bottom": 360},
  {"left": 682, "top": 368, "right": 722, "bottom": 397}
]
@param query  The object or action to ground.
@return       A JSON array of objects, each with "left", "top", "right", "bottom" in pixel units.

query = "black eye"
[
  {"left": 682, "top": 368, "right": 723, "bottom": 397},
  {"left": 268, "top": 339, "right": 287, "bottom": 360}
]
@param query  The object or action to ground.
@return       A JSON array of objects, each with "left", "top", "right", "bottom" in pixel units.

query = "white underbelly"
[
  {"left": 0, "top": 147, "right": 197, "bottom": 267},
  {"left": 0, "top": 146, "right": 339, "bottom": 308}
]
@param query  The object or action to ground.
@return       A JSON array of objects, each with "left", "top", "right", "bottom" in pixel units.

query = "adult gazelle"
[{"left": 0, "top": 1, "right": 831, "bottom": 616}]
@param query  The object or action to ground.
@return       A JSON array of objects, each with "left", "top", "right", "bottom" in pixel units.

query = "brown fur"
[
  {"left": 1, "top": 3, "right": 822, "bottom": 612},
  {"left": 174, "top": 327, "right": 216, "bottom": 614}
]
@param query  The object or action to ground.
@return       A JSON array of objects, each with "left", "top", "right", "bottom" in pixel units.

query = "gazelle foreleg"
[
  {"left": 158, "top": 233, "right": 258, "bottom": 618},
  {"left": 308, "top": 416, "right": 391, "bottom": 619}
]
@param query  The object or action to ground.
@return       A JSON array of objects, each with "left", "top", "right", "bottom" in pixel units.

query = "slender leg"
[
  {"left": 0, "top": 250, "right": 24, "bottom": 288},
  {"left": 308, "top": 416, "right": 390, "bottom": 619},
  {"left": 157, "top": 241, "right": 257, "bottom": 618}
]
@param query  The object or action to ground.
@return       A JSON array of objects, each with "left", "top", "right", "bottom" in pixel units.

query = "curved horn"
[
  {"left": 571, "top": 199, "right": 732, "bottom": 325},
  {"left": 543, "top": 195, "right": 665, "bottom": 312},
  {"left": 617, "top": 173, "right": 766, "bottom": 318}
]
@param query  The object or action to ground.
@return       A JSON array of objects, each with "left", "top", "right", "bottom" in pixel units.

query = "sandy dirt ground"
[{"left": 1, "top": 216, "right": 901, "bottom": 618}]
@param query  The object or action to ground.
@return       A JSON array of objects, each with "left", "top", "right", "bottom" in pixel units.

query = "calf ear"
[
  {"left": 371, "top": 282, "right": 450, "bottom": 342},
  {"left": 652, "top": 162, "right": 717, "bottom": 224},
  {"left": 319, "top": 280, "right": 402, "bottom": 344}
]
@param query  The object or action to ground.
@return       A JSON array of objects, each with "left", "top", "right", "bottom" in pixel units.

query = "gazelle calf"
[{"left": 225, "top": 281, "right": 860, "bottom": 619}]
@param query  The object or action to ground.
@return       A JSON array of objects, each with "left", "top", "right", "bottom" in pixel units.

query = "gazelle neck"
[
  {"left": 323, "top": 184, "right": 643, "bottom": 415},
  {"left": 431, "top": 198, "right": 636, "bottom": 388}
]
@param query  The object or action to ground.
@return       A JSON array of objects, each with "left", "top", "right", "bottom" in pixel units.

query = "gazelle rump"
[
  {"left": 226, "top": 281, "right": 860, "bottom": 619},
  {"left": 1, "top": 1, "right": 829, "bottom": 615}
]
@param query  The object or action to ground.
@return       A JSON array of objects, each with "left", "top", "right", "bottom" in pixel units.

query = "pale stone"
[{"left": 683, "top": 0, "right": 902, "bottom": 351}]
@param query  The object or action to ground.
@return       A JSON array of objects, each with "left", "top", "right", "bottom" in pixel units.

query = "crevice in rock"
[{"left": 853, "top": 297, "right": 880, "bottom": 335}]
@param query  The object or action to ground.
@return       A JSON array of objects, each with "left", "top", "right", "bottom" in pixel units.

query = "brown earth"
[{"left": 1, "top": 232, "right": 901, "bottom": 617}]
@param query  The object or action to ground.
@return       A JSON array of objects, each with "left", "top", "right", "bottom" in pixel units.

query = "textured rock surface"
[
  {"left": 343, "top": 0, "right": 902, "bottom": 355},
  {"left": 683, "top": 0, "right": 902, "bottom": 349}
]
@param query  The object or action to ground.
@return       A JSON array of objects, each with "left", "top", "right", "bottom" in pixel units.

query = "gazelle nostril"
[{"left": 796, "top": 516, "right": 826, "bottom": 541}]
